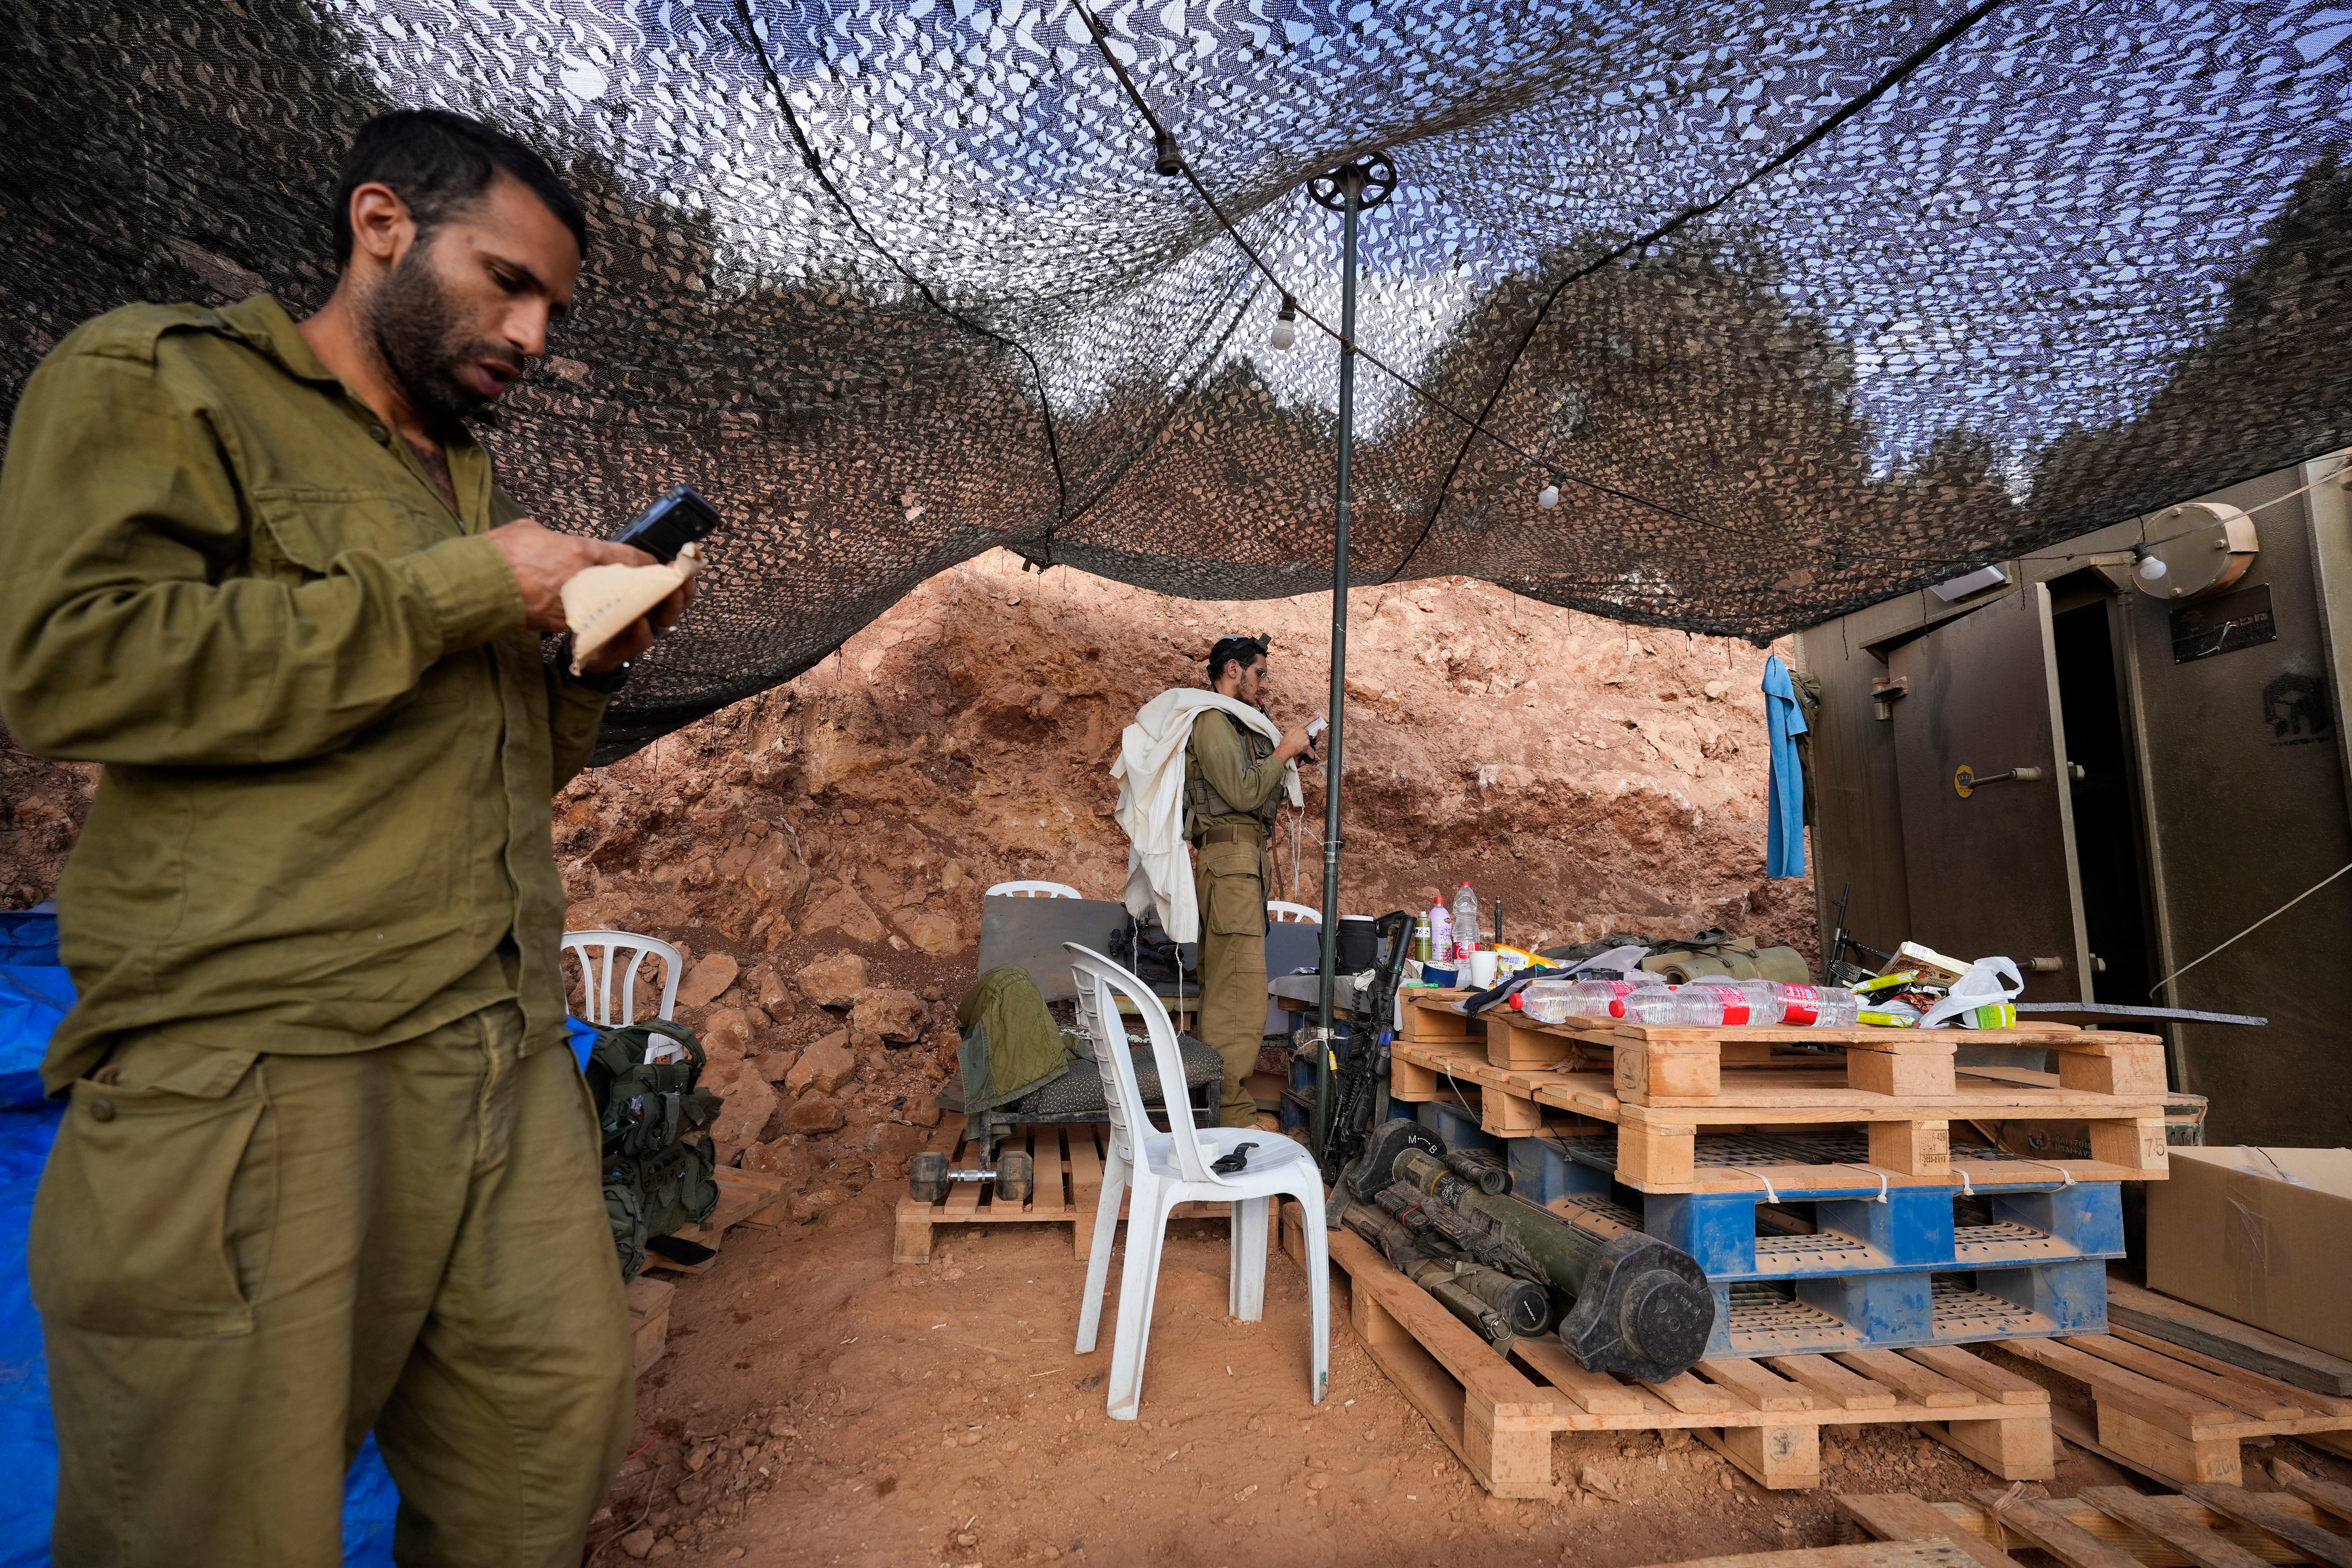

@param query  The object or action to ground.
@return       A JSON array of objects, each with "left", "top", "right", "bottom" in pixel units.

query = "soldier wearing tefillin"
[{"left": 1184, "top": 636, "right": 1316, "bottom": 1126}]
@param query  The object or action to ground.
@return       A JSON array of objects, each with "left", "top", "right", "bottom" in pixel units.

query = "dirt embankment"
[{"left": 2, "top": 550, "right": 1814, "bottom": 1210}]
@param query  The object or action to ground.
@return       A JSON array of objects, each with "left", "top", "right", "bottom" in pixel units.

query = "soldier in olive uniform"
[
  {"left": 1186, "top": 637, "right": 1314, "bottom": 1127},
  {"left": 0, "top": 112, "right": 693, "bottom": 1567}
]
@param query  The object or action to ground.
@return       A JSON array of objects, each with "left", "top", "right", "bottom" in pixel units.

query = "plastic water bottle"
[
  {"left": 1734, "top": 980, "right": 1790, "bottom": 1026},
  {"left": 1750, "top": 982, "right": 1860, "bottom": 1027},
  {"left": 1626, "top": 982, "right": 1759, "bottom": 1026},
  {"left": 1623, "top": 986, "right": 1695, "bottom": 1026},
  {"left": 1517, "top": 975, "right": 1665, "bottom": 1023},
  {"left": 1428, "top": 898, "right": 1452, "bottom": 965},
  {"left": 1451, "top": 882, "right": 1480, "bottom": 961}
]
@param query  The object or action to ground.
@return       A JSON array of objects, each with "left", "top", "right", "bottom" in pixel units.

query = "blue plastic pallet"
[{"left": 1405, "top": 1109, "right": 2118, "bottom": 1358}]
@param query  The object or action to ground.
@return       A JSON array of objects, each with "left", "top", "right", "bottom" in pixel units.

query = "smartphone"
[{"left": 613, "top": 483, "right": 721, "bottom": 563}]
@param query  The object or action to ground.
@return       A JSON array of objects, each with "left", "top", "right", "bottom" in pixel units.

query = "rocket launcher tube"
[
  {"left": 1393, "top": 1150, "right": 1716, "bottom": 1383},
  {"left": 1340, "top": 1199, "right": 1553, "bottom": 1344}
]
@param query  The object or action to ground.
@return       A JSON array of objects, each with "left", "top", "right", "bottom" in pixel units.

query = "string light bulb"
[
  {"left": 1536, "top": 480, "right": 1561, "bottom": 510},
  {"left": 2134, "top": 546, "right": 2167, "bottom": 584},
  {"left": 1153, "top": 127, "right": 1184, "bottom": 177},
  {"left": 1270, "top": 294, "right": 1297, "bottom": 350}
]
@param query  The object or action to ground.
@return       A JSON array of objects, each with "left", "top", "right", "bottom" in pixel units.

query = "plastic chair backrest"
[
  {"left": 987, "top": 880, "right": 1084, "bottom": 899},
  {"left": 1266, "top": 901, "right": 1321, "bottom": 924},
  {"left": 1065, "top": 943, "right": 1147, "bottom": 1171},
  {"left": 561, "top": 930, "right": 683, "bottom": 1027},
  {"left": 1064, "top": 943, "right": 1223, "bottom": 1187}
]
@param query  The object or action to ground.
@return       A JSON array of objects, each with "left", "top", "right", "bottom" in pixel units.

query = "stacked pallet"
[
  {"left": 1388, "top": 992, "right": 2169, "bottom": 1359},
  {"left": 1832, "top": 1471, "right": 2352, "bottom": 1568},
  {"left": 1282, "top": 1205, "right": 2058, "bottom": 1498}
]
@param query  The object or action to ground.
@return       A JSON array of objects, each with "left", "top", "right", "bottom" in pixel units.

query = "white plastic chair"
[
  {"left": 1065, "top": 941, "right": 1328, "bottom": 1421},
  {"left": 986, "top": 880, "right": 1084, "bottom": 899},
  {"left": 1266, "top": 900, "right": 1322, "bottom": 924},
  {"left": 560, "top": 930, "right": 682, "bottom": 1027}
]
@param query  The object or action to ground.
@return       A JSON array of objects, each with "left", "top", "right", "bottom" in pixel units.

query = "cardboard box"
[{"left": 2146, "top": 1145, "right": 2352, "bottom": 1361}]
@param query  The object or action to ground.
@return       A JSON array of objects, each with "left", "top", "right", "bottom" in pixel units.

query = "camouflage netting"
[{"left": 5, "top": 1, "right": 2351, "bottom": 756}]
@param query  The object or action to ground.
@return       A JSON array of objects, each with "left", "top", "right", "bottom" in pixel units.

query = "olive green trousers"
[
  {"left": 1193, "top": 836, "right": 1271, "bottom": 1128},
  {"left": 30, "top": 999, "right": 634, "bottom": 1568}
]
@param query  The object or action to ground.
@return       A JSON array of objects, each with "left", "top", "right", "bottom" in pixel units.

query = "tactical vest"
[
  {"left": 1184, "top": 711, "right": 1280, "bottom": 841},
  {"left": 584, "top": 1022, "right": 724, "bottom": 1281}
]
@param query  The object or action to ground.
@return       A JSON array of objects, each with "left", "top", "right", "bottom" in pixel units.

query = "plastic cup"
[{"left": 1467, "top": 949, "right": 1501, "bottom": 988}]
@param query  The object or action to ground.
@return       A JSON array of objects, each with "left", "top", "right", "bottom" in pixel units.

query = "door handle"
[{"left": 1953, "top": 764, "right": 2045, "bottom": 798}]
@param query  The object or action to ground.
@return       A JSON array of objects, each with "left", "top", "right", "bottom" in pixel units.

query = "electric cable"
[
  {"left": 1067, "top": 1, "right": 2007, "bottom": 577},
  {"left": 727, "top": 0, "right": 1071, "bottom": 522},
  {"left": 1390, "top": 0, "right": 2015, "bottom": 582}
]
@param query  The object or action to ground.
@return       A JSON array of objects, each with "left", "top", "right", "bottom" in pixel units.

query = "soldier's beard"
[{"left": 364, "top": 234, "right": 522, "bottom": 435}]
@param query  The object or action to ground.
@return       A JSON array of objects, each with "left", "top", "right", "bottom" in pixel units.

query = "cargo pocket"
[
  {"left": 248, "top": 488, "right": 445, "bottom": 584},
  {"left": 1199, "top": 840, "right": 1266, "bottom": 937},
  {"left": 29, "top": 1039, "right": 270, "bottom": 1338}
]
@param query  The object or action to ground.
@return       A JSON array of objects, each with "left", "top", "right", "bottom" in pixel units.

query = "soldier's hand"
[
  {"left": 488, "top": 518, "right": 656, "bottom": 634},
  {"left": 1273, "top": 722, "right": 1314, "bottom": 763}
]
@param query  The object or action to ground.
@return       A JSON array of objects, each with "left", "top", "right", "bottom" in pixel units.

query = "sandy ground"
[{"left": 586, "top": 1187, "right": 2352, "bottom": 1568}]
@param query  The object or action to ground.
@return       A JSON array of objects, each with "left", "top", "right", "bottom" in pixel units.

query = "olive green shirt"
[
  {"left": 1184, "top": 708, "right": 1286, "bottom": 839},
  {"left": 0, "top": 294, "right": 611, "bottom": 1091}
]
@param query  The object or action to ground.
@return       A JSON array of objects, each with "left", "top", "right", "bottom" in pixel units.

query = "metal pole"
[{"left": 1311, "top": 167, "right": 1365, "bottom": 1157}]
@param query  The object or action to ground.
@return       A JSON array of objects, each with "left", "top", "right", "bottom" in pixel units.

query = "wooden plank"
[
  {"left": 719, "top": 1165, "right": 789, "bottom": 1229},
  {"left": 1069, "top": 1125, "right": 1106, "bottom": 1261},
  {"left": 2058, "top": 1042, "right": 2169, "bottom": 1097},
  {"left": 1898, "top": 1346, "right": 2048, "bottom": 1407},
  {"left": 1835, "top": 1350, "right": 1980, "bottom": 1408},
  {"left": 1513, "top": 1336, "right": 1647, "bottom": 1415},
  {"left": 2097, "top": 1404, "right": 2245, "bottom": 1487},
  {"left": 1835, "top": 1492, "right": 2025, "bottom": 1568},
  {"left": 1640, "top": 1370, "right": 1739, "bottom": 1414},
  {"left": 2057, "top": 1335, "right": 2307, "bottom": 1422},
  {"left": 2000, "top": 1336, "right": 2242, "bottom": 1428},
  {"left": 1632, "top": 1542, "right": 1976, "bottom": 1568},
  {"left": 2077, "top": 1487, "right": 2274, "bottom": 1568},
  {"left": 1847, "top": 1049, "right": 1959, "bottom": 1098},
  {"left": 893, "top": 1199, "right": 937, "bottom": 1265},
  {"left": 1699, "top": 1357, "right": 1819, "bottom": 1411},
  {"left": 2106, "top": 1278, "right": 2352, "bottom": 1400},
  {"left": 2089, "top": 1118, "right": 2171, "bottom": 1172},
  {"left": 2108, "top": 1328, "right": 2352, "bottom": 1420},
  {"left": 1700, "top": 1422, "right": 1822, "bottom": 1490},
  {"left": 626, "top": 1275, "right": 673, "bottom": 1378},
  {"left": 1767, "top": 1354, "right": 1900, "bottom": 1410},
  {"left": 2274, "top": 1465, "right": 2352, "bottom": 1527},
  {"left": 1326, "top": 1226, "right": 1558, "bottom": 1420},
  {"left": 1922, "top": 1496, "right": 2317, "bottom": 1567},
  {"left": 2181, "top": 1484, "right": 2352, "bottom": 1568},
  {"left": 1870, "top": 1119, "right": 1951, "bottom": 1178},
  {"left": 1929, "top": 1415, "right": 2055, "bottom": 1481},
  {"left": 1971, "top": 1491, "right": 2151, "bottom": 1568}
]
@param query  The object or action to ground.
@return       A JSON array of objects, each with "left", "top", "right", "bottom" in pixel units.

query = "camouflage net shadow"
[{"left": 4, "top": 1, "right": 2349, "bottom": 757}]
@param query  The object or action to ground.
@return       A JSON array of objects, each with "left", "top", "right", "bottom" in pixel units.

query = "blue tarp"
[{"left": 0, "top": 913, "right": 402, "bottom": 1566}]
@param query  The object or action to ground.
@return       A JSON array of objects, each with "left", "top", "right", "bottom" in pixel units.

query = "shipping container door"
[{"left": 1885, "top": 585, "right": 2092, "bottom": 1002}]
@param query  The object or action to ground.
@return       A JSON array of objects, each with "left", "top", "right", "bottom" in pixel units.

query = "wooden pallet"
[
  {"left": 890, "top": 1114, "right": 1255, "bottom": 1265},
  {"left": 2106, "top": 1278, "right": 2352, "bottom": 1400},
  {"left": 643, "top": 1165, "right": 789, "bottom": 1276},
  {"left": 628, "top": 1274, "right": 673, "bottom": 1377},
  {"left": 1996, "top": 1330, "right": 2352, "bottom": 1486},
  {"left": 1410, "top": 994, "right": 2167, "bottom": 1102},
  {"left": 1389, "top": 1036, "right": 2168, "bottom": 1193},
  {"left": 1836, "top": 1471, "right": 2352, "bottom": 1568},
  {"left": 1284, "top": 1206, "right": 2055, "bottom": 1498}
]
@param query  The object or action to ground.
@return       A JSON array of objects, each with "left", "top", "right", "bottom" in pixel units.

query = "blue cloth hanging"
[{"left": 1762, "top": 655, "right": 1809, "bottom": 879}]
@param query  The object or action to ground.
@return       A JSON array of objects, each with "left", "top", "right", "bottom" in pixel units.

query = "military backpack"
[{"left": 584, "top": 1022, "right": 723, "bottom": 1281}]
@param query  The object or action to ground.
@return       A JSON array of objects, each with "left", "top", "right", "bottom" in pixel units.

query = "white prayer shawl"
[{"left": 1111, "top": 689, "right": 1301, "bottom": 942}]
